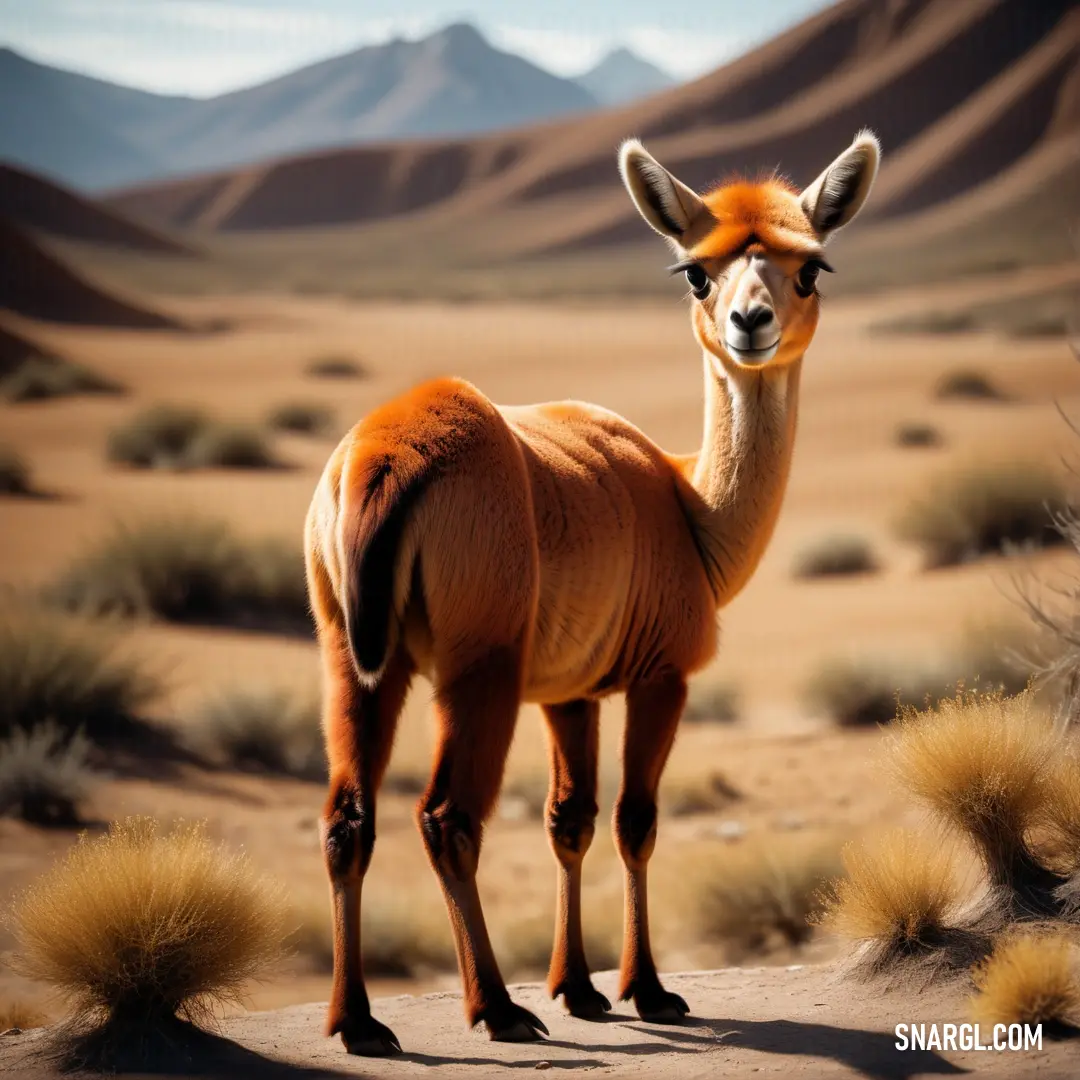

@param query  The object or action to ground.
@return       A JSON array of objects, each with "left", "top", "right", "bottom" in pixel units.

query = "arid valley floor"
[{"left": 1, "top": 261, "right": 1079, "bottom": 1076}]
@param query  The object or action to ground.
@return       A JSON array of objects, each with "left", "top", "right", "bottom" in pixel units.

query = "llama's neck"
[{"left": 686, "top": 352, "right": 802, "bottom": 606}]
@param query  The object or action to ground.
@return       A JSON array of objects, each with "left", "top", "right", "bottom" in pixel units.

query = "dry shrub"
[
  {"left": 663, "top": 770, "right": 741, "bottom": 816},
  {"left": 0, "top": 723, "right": 98, "bottom": 826},
  {"left": 934, "top": 369, "right": 1009, "bottom": 402},
  {"left": 10, "top": 817, "right": 287, "bottom": 1068},
  {"left": 1016, "top": 501, "right": 1080, "bottom": 730},
  {"left": 1041, "top": 755, "right": 1080, "bottom": 875},
  {"left": 805, "top": 631, "right": 1038, "bottom": 728},
  {"left": 971, "top": 932, "right": 1080, "bottom": 1031},
  {"left": 895, "top": 460, "right": 1068, "bottom": 568},
  {"left": 50, "top": 517, "right": 310, "bottom": 635},
  {"left": 267, "top": 401, "right": 335, "bottom": 436},
  {"left": 305, "top": 355, "right": 366, "bottom": 379},
  {"left": 184, "top": 422, "right": 279, "bottom": 469},
  {"left": 683, "top": 681, "right": 739, "bottom": 724},
  {"left": 802, "top": 658, "right": 943, "bottom": 727},
  {"left": 887, "top": 690, "right": 1065, "bottom": 914},
  {"left": 2, "top": 356, "right": 121, "bottom": 403},
  {"left": 0, "top": 604, "right": 155, "bottom": 744},
  {"left": 685, "top": 837, "right": 841, "bottom": 959},
  {"left": 817, "top": 830, "right": 982, "bottom": 976},
  {"left": 0, "top": 444, "right": 32, "bottom": 495},
  {"left": 895, "top": 422, "right": 943, "bottom": 449},
  {"left": 107, "top": 404, "right": 279, "bottom": 470},
  {"left": 195, "top": 687, "right": 324, "bottom": 780},
  {"left": 793, "top": 535, "right": 879, "bottom": 579}
]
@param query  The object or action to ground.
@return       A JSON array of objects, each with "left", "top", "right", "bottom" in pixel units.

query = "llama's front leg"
[
  {"left": 614, "top": 672, "right": 690, "bottom": 1023},
  {"left": 420, "top": 650, "right": 548, "bottom": 1041},
  {"left": 321, "top": 640, "right": 412, "bottom": 1056},
  {"left": 543, "top": 699, "right": 611, "bottom": 1019}
]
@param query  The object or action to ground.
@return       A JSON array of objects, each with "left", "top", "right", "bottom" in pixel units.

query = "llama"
[{"left": 305, "top": 131, "right": 880, "bottom": 1054}]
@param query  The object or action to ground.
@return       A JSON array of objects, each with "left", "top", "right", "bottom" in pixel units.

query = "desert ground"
[{"left": 1, "top": 253, "right": 1078, "bottom": 1077}]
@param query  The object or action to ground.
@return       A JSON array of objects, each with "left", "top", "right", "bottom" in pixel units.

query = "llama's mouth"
[{"left": 724, "top": 339, "right": 779, "bottom": 365}]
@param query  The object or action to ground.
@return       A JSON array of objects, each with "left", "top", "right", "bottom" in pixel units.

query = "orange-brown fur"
[{"left": 305, "top": 131, "right": 879, "bottom": 1053}]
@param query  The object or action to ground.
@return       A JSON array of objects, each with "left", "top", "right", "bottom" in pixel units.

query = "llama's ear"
[
  {"left": 619, "top": 139, "right": 709, "bottom": 245},
  {"left": 800, "top": 129, "right": 880, "bottom": 240}
]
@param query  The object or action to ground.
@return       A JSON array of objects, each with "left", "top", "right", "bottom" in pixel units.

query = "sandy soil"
[
  {"left": 0, "top": 273, "right": 1077, "bottom": 1036},
  {"left": 3, "top": 964, "right": 1077, "bottom": 1079}
]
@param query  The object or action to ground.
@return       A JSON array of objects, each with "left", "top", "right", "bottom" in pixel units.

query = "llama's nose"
[{"left": 729, "top": 305, "right": 774, "bottom": 333}]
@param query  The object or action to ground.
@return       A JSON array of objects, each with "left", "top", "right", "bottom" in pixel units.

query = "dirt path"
[{"left": 2, "top": 964, "right": 1074, "bottom": 1079}]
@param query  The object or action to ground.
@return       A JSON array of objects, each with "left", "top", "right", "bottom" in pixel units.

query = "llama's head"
[{"left": 619, "top": 131, "right": 880, "bottom": 371}]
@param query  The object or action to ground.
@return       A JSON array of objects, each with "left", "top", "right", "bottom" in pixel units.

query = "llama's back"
[{"left": 305, "top": 377, "right": 538, "bottom": 686}]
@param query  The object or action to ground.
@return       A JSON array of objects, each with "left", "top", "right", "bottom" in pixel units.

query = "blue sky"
[{"left": 0, "top": 0, "right": 832, "bottom": 96}]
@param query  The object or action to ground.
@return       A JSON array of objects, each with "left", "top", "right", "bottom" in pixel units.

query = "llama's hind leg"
[
  {"left": 543, "top": 699, "right": 610, "bottom": 1019},
  {"left": 419, "top": 648, "right": 548, "bottom": 1041},
  {"left": 614, "top": 672, "right": 690, "bottom": 1023},
  {"left": 321, "top": 636, "right": 413, "bottom": 1056}
]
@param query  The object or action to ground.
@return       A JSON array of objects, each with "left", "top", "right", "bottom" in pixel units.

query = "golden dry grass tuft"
[
  {"left": 1039, "top": 754, "right": 1080, "bottom": 914},
  {"left": 971, "top": 932, "right": 1080, "bottom": 1030},
  {"left": 817, "top": 830, "right": 980, "bottom": 974},
  {"left": 10, "top": 817, "right": 287, "bottom": 1066},
  {"left": 681, "top": 836, "right": 842, "bottom": 960},
  {"left": 886, "top": 690, "right": 1064, "bottom": 912}
]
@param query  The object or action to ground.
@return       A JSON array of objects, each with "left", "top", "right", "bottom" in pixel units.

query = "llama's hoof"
[
  {"left": 635, "top": 989, "right": 690, "bottom": 1024},
  {"left": 558, "top": 981, "right": 612, "bottom": 1020},
  {"left": 337, "top": 1014, "right": 402, "bottom": 1056},
  {"left": 483, "top": 1001, "right": 550, "bottom": 1042}
]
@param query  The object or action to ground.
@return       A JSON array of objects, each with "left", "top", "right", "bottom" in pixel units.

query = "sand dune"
[
  {"left": 0, "top": 164, "right": 191, "bottom": 254},
  {"left": 0, "top": 323, "right": 44, "bottom": 374},
  {"left": 0, "top": 220, "right": 179, "bottom": 327}
]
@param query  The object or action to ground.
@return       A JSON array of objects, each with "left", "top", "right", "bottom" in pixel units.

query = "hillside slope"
[
  {"left": 107, "top": 0, "right": 1075, "bottom": 245},
  {"left": 0, "top": 221, "right": 179, "bottom": 327},
  {"left": 0, "top": 25, "right": 600, "bottom": 192},
  {"left": 0, "top": 164, "right": 190, "bottom": 253}
]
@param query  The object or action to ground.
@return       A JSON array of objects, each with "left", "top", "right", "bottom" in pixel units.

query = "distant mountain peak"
[{"left": 575, "top": 47, "right": 675, "bottom": 105}]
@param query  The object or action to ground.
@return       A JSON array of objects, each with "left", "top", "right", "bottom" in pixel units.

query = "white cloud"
[
  {"left": 489, "top": 23, "right": 746, "bottom": 80},
  {"left": 488, "top": 26, "right": 609, "bottom": 78},
  {"left": 2, "top": 3, "right": 746, "bottom": 95},
  {"left": 622, "top": 27, "right": 748, "bottom": 78}
]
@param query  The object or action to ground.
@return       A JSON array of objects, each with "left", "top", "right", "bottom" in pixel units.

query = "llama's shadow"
[{"left": 678, "top": 1015, "right": 969, "bottom": 1080}]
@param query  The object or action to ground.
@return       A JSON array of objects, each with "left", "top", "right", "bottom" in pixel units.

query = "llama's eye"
[
  {"left": 795, "top": 262, "right": 819, "bottom": 298},
  {"left": 795, "top": 257, "right": 833, "bottom": 298},
  {"left": 685, "top": 264, "right": 710, "bottom": 299}
]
